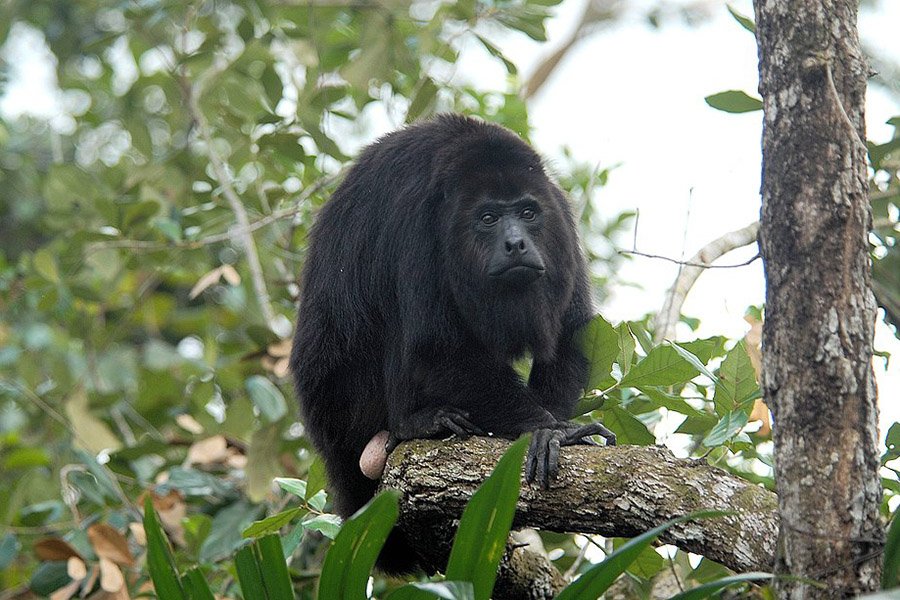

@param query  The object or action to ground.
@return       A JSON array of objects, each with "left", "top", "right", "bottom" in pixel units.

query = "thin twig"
[
  {"left": 86, "top": 174, "right": 338, "bottom": 253},
  {"left": 182, "top": 77, "right": 279, "bottom": 330},
  {"left": 650, "top": 221, "right": 761, "bottom": 343},
  {"left": 619, "top": 248, "right": 760, "bottom": 269}
]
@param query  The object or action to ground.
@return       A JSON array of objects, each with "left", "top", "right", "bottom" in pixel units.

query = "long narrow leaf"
[
  {"left": 556, "top": 511, "right": 730, "bottom": 599},
  {"left": 234, "top": 544, "right": 267, "bottom": 600},
  {"left": 883, "top": 513, "right": 900, "bottom": 588},
  {"left": 386, "top": 581, "right": 475, "bottom": 600},
  {"left": 317, "top": 490, "right": 400, "bottom": 600},
  {"left": 445, "top": 436, "right": 528, "bottom": 600},
  {"left": 669, "top": 572, "right": 772, "bottom": 599},
  {"left": 257, "top": 534, "right": 294, "bottom": 600},
  {"left": 142, "top": 496, "right": 186, "bottom": 600},
  {"left": 183, "top": 568, "right": 216, "bottom": 600}
]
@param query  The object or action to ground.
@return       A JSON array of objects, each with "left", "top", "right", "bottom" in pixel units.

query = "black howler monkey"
[{"left": 290, "top": 114, "right": 614, "bottom": 573}]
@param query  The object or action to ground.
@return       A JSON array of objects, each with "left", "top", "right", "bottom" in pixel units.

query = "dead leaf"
[
  {"left": 99, "top": 557, "right": 125, "bottom": 592},
  {"left": 220, "top": 264, "right": 241, "bottom": 286},
  {"left": 67, "top": 556, "right": 87, "bottom": 580},
  {"left": 743, "top": 313, "right": 771, "bottom": 437},
  {"left": 186, "top": 435, "right": 229, "bottom": 466},
  {"left": 65, "top": 389, "right": 122, "bottom": 454},
  {"left": 128, "top": 523, "right": 146, "bottom": 547},
  {"left": 189, "top": 267, "right": 226, "bottom": 300},
  {"left": 34, "top": 537, "right": 82, "bottom": 561},
  {"left": 226, "top": 448, "right": 248, "bottom": 469},
  {"left": 144, "top": 490, "right": 187, "bottom": 547},
  {"left": 88, "top": 524, "right": 135, "bottom": 566},
  {"left": 175, "top": 413, "right": 204, "bottom": 435},
  {"left": 267, "top": 338, "right": 292, "bottom": 358}
]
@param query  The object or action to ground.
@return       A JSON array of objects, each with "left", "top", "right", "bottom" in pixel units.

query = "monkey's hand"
[
  {"left": 386, "top": 407, "right": 486, "bottom": 453},
  {"left": 525, "top": 421, "right": 616, "bottom": 489}
]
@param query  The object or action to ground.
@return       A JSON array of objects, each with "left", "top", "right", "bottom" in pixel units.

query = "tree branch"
[
  {"left": 381, "top": 437, "right": 777, "bottom": 594},
  {"left": 653, "top": 221, "right": 760, "bottom": 342},
  {"left": 182, "top": 77, "right": 279, "bottom": 331}
]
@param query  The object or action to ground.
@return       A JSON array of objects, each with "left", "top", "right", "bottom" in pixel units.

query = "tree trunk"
[{"left": 753, "top": 0, "right": 883, "bottom": 596}]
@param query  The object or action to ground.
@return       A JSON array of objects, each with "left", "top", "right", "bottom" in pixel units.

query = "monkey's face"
[{"left": 474, "top": 196, "right": 547, "bottom": 287}]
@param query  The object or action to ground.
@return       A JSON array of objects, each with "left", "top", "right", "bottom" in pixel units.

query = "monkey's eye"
[
  {"left": 521, "top": 208, "right": 536, "bottom": 221},
  {"left": 480, "top": 213, "right": 498, "bottom": 226}
]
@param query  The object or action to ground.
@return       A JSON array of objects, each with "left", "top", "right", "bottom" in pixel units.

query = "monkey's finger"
[
  {"left": 449, "top": 414, "right": 486, "bottom": 436},
  {"left": 566, "top": 422, "right": 616, "bottom": 447},
  {"left": 440, "top": 417, "right": 470, "bottom": 438},
  {"left": 525, "top": 437, "right": 539, "bottom": 483},
  {"left": 545, "top": 432, "right": 562, "bottom": 489},
  {"left": 533, "top": 429, "right": 553, "bottom": 488}
]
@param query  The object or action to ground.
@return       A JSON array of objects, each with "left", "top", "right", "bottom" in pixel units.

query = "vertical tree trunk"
[{"left": 753, "top": 1, "right": 883, "bottom": 596}]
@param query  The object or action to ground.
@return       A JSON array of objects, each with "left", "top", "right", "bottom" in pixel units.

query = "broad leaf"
[
  {"left": 705, "top": 90, "right": 763, "bottom": 113},
  {"left": 578, "top": 315, "right": 619, "bottom": 391},
  {"left": 712, "top": 341, "right": 759, "bottom": 416},
  {"left": 619, "top": 345, "right": 698, "bottom": 388}
]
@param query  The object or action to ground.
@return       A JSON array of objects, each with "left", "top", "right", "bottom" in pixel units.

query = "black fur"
[{"left": 291, "top": 114, "right": 601, "bottom": 573}]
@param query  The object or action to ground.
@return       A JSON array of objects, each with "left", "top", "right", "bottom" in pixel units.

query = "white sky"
[
  {"left": 476, "top": 0, "right": 900, "bottom": 435},
  {"left": 1, "top": 0, "right": 898, "bottom": 435}
]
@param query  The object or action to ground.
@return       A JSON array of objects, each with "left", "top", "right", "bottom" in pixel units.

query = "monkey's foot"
[
  {"left": 386, "top": 407, "right": 486, "bottom": 453},
  {"left": 525, "top": 421, "right": 617, "bottom": 489}
]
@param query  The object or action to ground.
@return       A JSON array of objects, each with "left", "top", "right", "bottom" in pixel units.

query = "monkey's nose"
[{"left": 505, "top": 238, "right": 527, "bottom": 255}]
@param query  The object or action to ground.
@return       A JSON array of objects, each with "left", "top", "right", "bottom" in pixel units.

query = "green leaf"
[
  {"left": 257, "top": 534, "right": 294, "bottom": 600},
  {"left": 199, "top": 501, "right": 263, "bottom": 564},
  {"left": 32, "top": 249, "right": 60, "bottom": 283},
  {"left": 726, "top": 5, "right": 756, "bottom": 33},
  {"left": 303, "top": 514, "right": 343, "bottom": 540},
  {"left": 883, "top": 511, "right": 900, "bottom": 588},
  {"left": 318, "top": 490, "right": 400, "bottom": 600},
  {"left": 669, "top": 572, "right": 771, "bottom": 599},
  {"left": 407, "top": 77, "right": 439, "bottom": 122},
  {"left": 579, "top": 315, "right": 619, "bottom": 391},
  {"left": 702, "top": 410, "right": 750, "bottom": 447},
  {"left": 557, "top": 512, "right": 730, "bottom": 599},
  {"left": 243, "top": 506, "right": 308, "bottom": 538},
  {"left": 616, "top": 323, "right": 636, "bottom": 376},
  {"left": 387, "top": 581, "right": 475, "bottom": 600},
  {"left": 445, "top": 436, "right": 528, "bottom": 600},
  {"left": 123, "top": 200, "right": 161, "bottom": 230},
  {"left": 474, "top": 34, "right": 518, "bottom": 75},
  {"left": 638, "top": 386, "right": 707, "bottom": 418},
  {"left": 704, "top": 90, "right": 763, "bottom": 113},
  {"left": 669, "top": 342, "right": 718, "bottom": 383},
  {"left": 184, "top": 568, "right": 215, "bottom": 600},
  {"left": 235, "top": 544, "right": 268, "bottom": 600},
  {"left": 247, "top": 423, "right": 283, "bottom": 503},
  {"left": 246, "top": 375, "right": 287, "bottom": 423},
  {"left": 604, "top": 406, "right": 656, "bottom": 446},
  {"left": 275, "top": 477, "right": 308, "bottom": 498},
  {"left": 143, "top": 496, "right": 186, "bottom": 600},
  {"left": 712, "top": 341, "right": 760, "bottom": 415},
  {"left": 307, "top": 457, "right": 328, "bottom": 500},
  {"left": 0, "top": 533, "right": 21, "bottom": 570},
  {"left": 618, "top": 345, "right": 698, "bottom": 389}
]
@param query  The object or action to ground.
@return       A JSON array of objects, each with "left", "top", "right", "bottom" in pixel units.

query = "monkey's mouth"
[{"left": 489, "top": 264, "right": 546, "bottom": 285}]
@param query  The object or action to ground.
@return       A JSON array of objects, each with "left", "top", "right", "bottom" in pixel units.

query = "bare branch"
[{"left": 653, "top": 221, "right": 760, "bottom": 342}]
